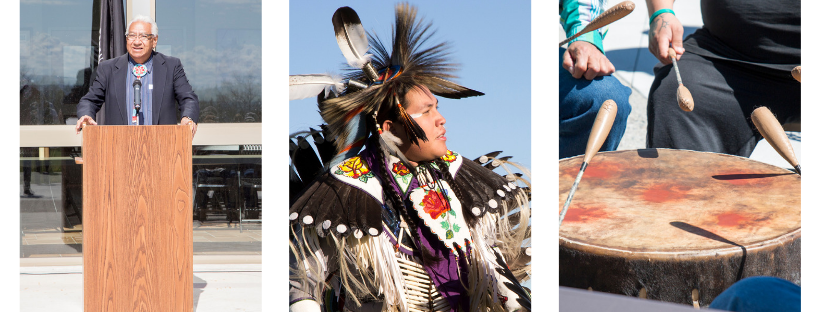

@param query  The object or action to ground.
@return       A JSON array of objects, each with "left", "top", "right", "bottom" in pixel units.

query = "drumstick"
[
  {"left": 751, "top": 107, "right": 800, "bottom": 175},
  {"left": 559, "top": 1, "right": 636, "bottom": 47},
  {"left": 559, "top": 100, "right": 618, "bottom": 227},
  {"left": 669, "top": 49, "right": 694, "bottom": 112},
  {"left": 791, "top": 66, "right": 801, "bottom": 82}
]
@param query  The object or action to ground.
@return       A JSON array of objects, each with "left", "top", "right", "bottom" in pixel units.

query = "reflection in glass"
[
  {"left": 20, "top": 0, "right": 98, "bottom": 125},
  {"left": 157, "top": 0, "right": 262, "bottom": 124},
  {"left": 20, "top": 146, "right": 262, "bottom": 258},
  {"left": 19, "top": 147, "right": 83, "bottom": 258}
]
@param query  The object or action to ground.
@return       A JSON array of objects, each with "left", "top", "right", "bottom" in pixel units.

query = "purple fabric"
[
  {"left": 404, "top": 179, "right": 420, "bottom": 199},
  {"left": 359, "top": 141, "right": 405, "bottom": 201},
  {"left": 418, "top": 225, "right": 469, "bottom": 312},
  {"left": 362, "top": 139, "right": 469, "bottom": 311}
]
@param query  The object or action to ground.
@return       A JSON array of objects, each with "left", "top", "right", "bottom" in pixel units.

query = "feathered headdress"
[{"left": 318, "top": 3, "right": 483, "bottom": 168}]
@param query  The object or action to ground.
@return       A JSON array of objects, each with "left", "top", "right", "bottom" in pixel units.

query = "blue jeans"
[
  {"left": 559, "top": 48, "right": 631, "bottom": 159},
  {"left": 710, "top": 277, "right": 800, "bottom": 312}
]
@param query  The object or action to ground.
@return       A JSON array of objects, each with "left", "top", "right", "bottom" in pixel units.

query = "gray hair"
[{"left": 125, "top": 15, "right": 158, "bottom": 36}]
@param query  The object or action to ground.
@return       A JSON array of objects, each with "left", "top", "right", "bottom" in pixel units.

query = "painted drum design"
[{"left": 558, "top": 148, "right": 800, "bottom": 306}]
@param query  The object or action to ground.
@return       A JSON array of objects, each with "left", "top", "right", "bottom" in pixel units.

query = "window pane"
[
  {"left": 156, "top": 1, "right": 262, "bottom": 123},
  {"left": 20, "top": 146, "right": 262, "bottom": 259},
  {"left": 20, "top": 0, "right": 96, "bottom": 126}
]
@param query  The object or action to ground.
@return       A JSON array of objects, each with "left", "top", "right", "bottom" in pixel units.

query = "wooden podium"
[{"left": 82, "top": 125, "right": 193, "bottom": 312}]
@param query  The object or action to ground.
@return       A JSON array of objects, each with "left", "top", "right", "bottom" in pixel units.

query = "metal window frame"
[
  {"left": 127, "top": 0, "right": 154, "bottom": 22},
  {"left": 20, "top": 123, "right": 261, "bottom": 147}
]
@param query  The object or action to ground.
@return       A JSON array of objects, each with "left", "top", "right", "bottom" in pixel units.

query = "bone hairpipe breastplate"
[{"left": 396, "top": 257, "right": 451, "bottom": 312}]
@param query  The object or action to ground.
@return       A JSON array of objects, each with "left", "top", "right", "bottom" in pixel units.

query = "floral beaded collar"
[
  {"left": 386, "top": 150, "right": 461, "bottom": 195},
  {"left": 385, "top": 151, "right": 473, "bottom": 256}
]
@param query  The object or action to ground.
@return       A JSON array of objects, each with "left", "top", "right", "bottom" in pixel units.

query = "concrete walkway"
[{"left": 20, "top": 255, "right": 261, "bottom": 312}]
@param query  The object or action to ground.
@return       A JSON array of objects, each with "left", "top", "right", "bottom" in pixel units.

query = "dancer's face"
[{"left": 385, "top": 86, "right": 448, "bottom": 163}]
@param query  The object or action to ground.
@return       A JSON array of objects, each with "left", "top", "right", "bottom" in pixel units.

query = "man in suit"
[{"left": 75, "top": 15, "right": 199, "bottom": 137}]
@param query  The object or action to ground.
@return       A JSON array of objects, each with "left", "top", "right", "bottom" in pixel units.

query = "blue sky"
[{"left": 289, "top": 1, "right": 531, "bottom": 168}]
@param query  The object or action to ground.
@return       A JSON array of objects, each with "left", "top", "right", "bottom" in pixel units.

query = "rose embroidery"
[
  {"left": 392, "top": 162, "right": 410, "bottom": 176},
  {"left": 409, "top": 184, "right": 471, "bottom": 255},
  {"left": 440, "top": 150, "right": 457, "bottom": 163},
  {"left": 335, "top": 157, "right": 374, "bottom": 182},
  {"left": 391, "top": 162, "right": 413, "bottom": 189},
  {"left": 420, "top": 190, "right": 450, "bottom": 220},
  {"left": 420, "top": 189, "right": 461, "bottom": 239}
]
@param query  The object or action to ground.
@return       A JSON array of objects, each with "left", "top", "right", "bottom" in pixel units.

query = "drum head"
[{"left": 559, "top": 149, "right": 800, "bottom": 258}]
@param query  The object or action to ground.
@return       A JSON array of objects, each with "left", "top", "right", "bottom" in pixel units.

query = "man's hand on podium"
[
  {"left": 75, "top": 115, "right": 97, "bottom": 134},
  {"left": 181, "top": 116, "right": 197, "bottom": 138}
]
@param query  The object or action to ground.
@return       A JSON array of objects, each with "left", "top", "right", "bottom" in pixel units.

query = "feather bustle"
[
  {"left": 311, "top": 181, "right": 345, "bottom": 234},
  {"left": 455, "top": 158, "right": 525, "bottom": 213},
  {"left": 363, "top": 194, "right": 383, "bottom": 236},
  {"left": 290, "top": 177, "right": 325, "bottom": 213},
  {"left": 311, "top": 127, "right": 337, "bottom": 165},
  {"left": 298, "top": 178, "right": 335, "bottom": 222},
  {"left": 345, "top": 185, "right": 361, "bottom": 232},
  {"left": 473, "top": 151, "right": 503, "bottom": 164},
  {"left": 323, "top": 3, "right": 483, "bottom": 149},
  {"left": 290, "top": 172, "right": 385, "bottom": 237},
  {"left": 289, "top": 74, "right": 341, "bottom": 101},
  {"left": 319, "top": 86, "right": 381, "bottom": 154},
  {"left": 290, "top": 136, "right": 324, "bottom": 184},
  {"left": 332, "top": 7, "right": 372, "bottom": 69},
  {"left": 450, "top": 168, "right": 491, "bottom": 217},
  {"left": 456, "top": 163, "right": 497, "bottom": 207}
]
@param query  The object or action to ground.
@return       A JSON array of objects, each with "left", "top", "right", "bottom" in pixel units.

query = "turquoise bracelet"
[{"left": 650, "top": 9, "right": 675, "bottom": 25}]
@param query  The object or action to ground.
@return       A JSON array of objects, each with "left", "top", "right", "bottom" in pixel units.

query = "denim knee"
[
  {"left": 562, "top": 76, "right": 630, "bottom": 115},
  {"left": 710, "top": 276, "right": 800, "bottom": 312}
]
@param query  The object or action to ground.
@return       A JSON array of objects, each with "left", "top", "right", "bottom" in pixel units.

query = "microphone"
[{"left": 133, "top": 80, "right": 142, "bottom": 113}]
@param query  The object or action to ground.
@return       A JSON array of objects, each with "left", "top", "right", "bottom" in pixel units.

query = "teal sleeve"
[{"left": 560, "top": 0, "right": 606, "bottom": 54}]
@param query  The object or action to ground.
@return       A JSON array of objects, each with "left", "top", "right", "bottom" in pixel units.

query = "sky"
[{"left": 289, "top": 1, "right": 532, "bottom": 168}]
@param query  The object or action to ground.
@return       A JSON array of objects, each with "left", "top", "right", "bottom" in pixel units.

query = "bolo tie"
[{"left": 132, "top": 64, "right": 147, "bottom": 125}]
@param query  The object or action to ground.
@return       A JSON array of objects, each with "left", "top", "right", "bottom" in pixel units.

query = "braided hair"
[
  {"left": 373, "top": 96, "right": 442, "bottom": 265},
  {"left": 432, "top": 158, "right": 476, "bottom": 227}
]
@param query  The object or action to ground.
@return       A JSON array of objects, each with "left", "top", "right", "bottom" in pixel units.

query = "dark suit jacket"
[{"left": 77, "top": 52, "right": 200, "bottom": 124}]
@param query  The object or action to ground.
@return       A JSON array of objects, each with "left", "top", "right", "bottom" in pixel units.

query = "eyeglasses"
[{"left": 125, "top": 33, "right": 155, "bottom": 41}]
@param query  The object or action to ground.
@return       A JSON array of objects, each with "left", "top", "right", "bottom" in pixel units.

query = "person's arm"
[
  {"left": 171, "top": 60, "right": 200, "bottom": 137},
  {"left": 560, "top": 0, "right": 616, "bottom": 79},
  {"left": 646, "top": 0, "right": 685, "bottom": 64},
  {"left": 75, "top": 63, "right": 110, "bottom": 133},
  {"left": 560, "top": 0, "right": 605, "bottom": 53},
  {"left": 180, "top": 116, "right": 197, "bottom": 138}
]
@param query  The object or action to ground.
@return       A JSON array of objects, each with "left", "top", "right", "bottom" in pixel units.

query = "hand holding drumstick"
[
  {"left": 559, "top": 1, "right": 636, "bottom": 47},
  {"left": 647, "top": 1, "right": 685, "bottom": 65},
  {"left": 560, "top": 1, "right": 635, "bottom": 80},
  {"left": 669, "top": 49, "right": 694, "bottom": 112}
]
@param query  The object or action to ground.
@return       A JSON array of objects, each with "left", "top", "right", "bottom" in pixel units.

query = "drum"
[{"left": 558, "top": 149, "right": 800, "bottom": 306}]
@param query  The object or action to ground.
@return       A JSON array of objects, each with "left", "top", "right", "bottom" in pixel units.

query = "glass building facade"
[
  {"left": 20, "top": 0, "right": 262, "bottom": 260},
  {"left": 156, "top": 0, "right": 262, "bottom": 123}
]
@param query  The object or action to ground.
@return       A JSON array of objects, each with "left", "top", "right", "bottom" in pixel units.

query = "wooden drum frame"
[{"left": 558, "top": 149, "right": 800, "bottom": 306}]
